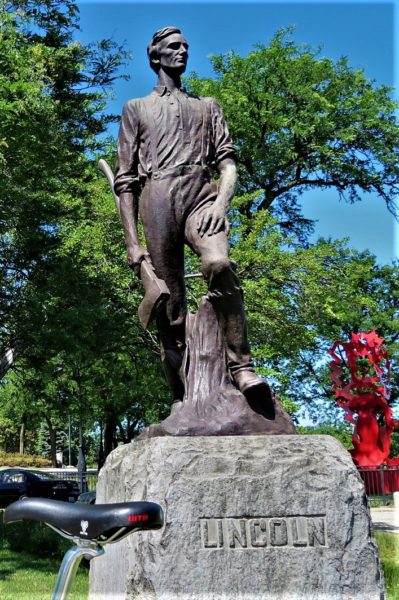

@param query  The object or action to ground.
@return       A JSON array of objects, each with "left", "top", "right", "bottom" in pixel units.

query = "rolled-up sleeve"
[
  {"left": 114, "top": 100, "right": 140, "bottom": 196},
  {"left": 211, "top": 99, "right": 236, "bottom": 165}
]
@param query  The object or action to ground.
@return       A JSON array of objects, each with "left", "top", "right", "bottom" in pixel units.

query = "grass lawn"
[
  {"left": 375, "top": 532, "right": 399, "bottom": 600},
  {"left": 0, "top": 547, "right": 88, "bottom": 600},
  {"left": 0, "top": 533, "right": 397, "bottom": 599}
]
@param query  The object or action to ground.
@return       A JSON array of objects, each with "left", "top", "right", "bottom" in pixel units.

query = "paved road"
[{"left": 370, "top": 507, "right": 399, "bottom": 533}]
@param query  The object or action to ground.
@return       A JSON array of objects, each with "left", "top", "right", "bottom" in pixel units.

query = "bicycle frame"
[{"left": 51, "top": 539, "right": 104, "bottom": 600}]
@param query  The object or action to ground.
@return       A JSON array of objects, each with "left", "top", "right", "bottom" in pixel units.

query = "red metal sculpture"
[{"left": 329, "top": 331, "right": 398, "bottom": 467}]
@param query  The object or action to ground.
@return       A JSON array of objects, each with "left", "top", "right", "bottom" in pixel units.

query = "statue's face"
[{"left": 157, "top": 33, "right": 189, "bottom": 74}]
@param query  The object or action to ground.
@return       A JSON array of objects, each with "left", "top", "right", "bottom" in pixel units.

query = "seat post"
[{"left": 51, "top": 541, "right": 104, "bottom": 600}]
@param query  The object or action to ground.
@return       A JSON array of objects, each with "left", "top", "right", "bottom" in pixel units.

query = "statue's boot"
[
  {"left": 232, "top": 369, "right": 275, "bottom": 420},
  {"left": 207, "top": 262, "right": 275, "bottom": 420}
]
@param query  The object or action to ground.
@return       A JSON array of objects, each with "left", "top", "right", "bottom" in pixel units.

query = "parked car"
[
  {"left": 0, "top": 468, "right": 80, "bottom": 508},
  {"left": 77, "top": 490, "right": 96, "bottom": 504}
]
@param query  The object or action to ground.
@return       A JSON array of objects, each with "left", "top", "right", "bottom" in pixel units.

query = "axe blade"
[{"left": 138, "top": 259, "right": 170, "bottom": 330}]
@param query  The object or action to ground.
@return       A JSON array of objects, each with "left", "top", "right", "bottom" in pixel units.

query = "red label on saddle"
[{"left": 128, "top": 514, "right": 149, "bottom": 522}]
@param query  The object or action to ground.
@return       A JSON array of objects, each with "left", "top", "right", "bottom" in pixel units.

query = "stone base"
[
  {"left": 139, "top": 390, "right": 296, "bottom": 438},
  {"left": 89, "top": 436, "right": 385, "bottom": 600}
]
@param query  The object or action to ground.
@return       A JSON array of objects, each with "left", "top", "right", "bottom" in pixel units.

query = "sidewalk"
[{"left": 370, "top": 507, "right": 399, "bottom": 533}]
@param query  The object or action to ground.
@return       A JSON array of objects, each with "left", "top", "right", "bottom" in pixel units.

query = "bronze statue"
[{"left": 114, "top": 26, "right": 275, "bottom": 419}]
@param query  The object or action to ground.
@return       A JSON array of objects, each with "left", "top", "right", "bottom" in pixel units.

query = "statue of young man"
[{"left": 114, "top": 26, "right": 273, "bottom": 414}]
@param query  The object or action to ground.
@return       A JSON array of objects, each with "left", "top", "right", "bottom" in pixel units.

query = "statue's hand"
[
  {"left": 197, "top": 202, "right": 229, "bottom": 238},
  {"left": 127, "top": 244, "right": 151, "bottom": 274}
]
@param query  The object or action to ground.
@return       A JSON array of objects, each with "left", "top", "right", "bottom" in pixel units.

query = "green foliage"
[
  {"left": 297, "top": 422, "right": 353, "bottom": 449},
  {"left": 186, "top": 33, "right": 399, "bottom": 419},
  {"left": 375, "top": 532, "right": 399, "bottom": 600},
  {"left": 186, "top": 29, "right": 399, "bottom": 239},
  {"left": 227, "top": 206, "right": 399, "bottom": 416},
  {"left": 3, "top": 521, "right": 70, "bottom": 559},
  {"left": 390, "top": 432, "right": 399, "bottom": 459},
  {"left": 0, "top": 1, "right": 162, "bottom": 463},
  {"left": 1, "top": 16, "right": 398, "bottom": 458},
  {"left": 34, "top": 420, "right": 68, "bottom": 461},
  {"left": 0, "top": 0, "right": 129, "bottom": 362},
  {"left": 0, "top": 156, "right": 170, "bottom": 462}
]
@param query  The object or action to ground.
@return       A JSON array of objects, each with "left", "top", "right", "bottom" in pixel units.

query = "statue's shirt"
[{"left": 114, "top": 86, "right": 236, "bottom": 196}]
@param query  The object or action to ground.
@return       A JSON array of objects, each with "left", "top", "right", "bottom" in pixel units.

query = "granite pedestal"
[{"left": 89, "top": 435, "right": 384, "bottom": 600}]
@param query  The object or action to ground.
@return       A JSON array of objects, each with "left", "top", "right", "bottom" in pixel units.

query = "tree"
[
  {"left": 0, "top": 158, "right": 171, "bottom": 464},
  {"left": 54, "top": 169, "right": 171, "bottom": 461},
  {"left": 186, "top": 29, "right": 399, "bottom": 240},
  {"left": 183, "top": 203, "right": 399, "bottom": 420},
  {"left": 185, "top": 30, "right": 399, "bottom": 422},
  {"left": 0, "top": 0, "right": 129, "bottom": 373},
  {"left": 297, "top": 422, "right": 353, "bottom": 449},
  {"left": 233, "top": 212, "right": 398, "bottom": 417},
  {"left": 0, "top": 1, "right": 160, "bottom": 462},
  {"left": 2, "top": 19, "right": 398, "bottom": 453}
]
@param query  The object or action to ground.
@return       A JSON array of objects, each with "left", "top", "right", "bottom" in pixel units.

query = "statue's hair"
[{"left": 147, "top": 26, "right": 183, "bottom": 73}]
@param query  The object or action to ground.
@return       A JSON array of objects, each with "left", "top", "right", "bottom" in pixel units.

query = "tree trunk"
[
  {"left": 45, "top": 416, "right": 57, "bottom": 467},
  {"left": 103, "top": 415, "right": 117, "bottom": 460},
  {"left": 19, "top": 419, "right": 26, "bottom": 454},
  {"left": 98, "top": 419, "right": 105, "bottom": 469}
]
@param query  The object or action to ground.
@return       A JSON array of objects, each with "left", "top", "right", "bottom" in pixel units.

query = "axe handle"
[
  {"left": 98, "top": 158, "right": 147, "bottom": 269},
  {"left": 99, "top": 159, "right": 150, "bottom": 261},
  {"left": 98, "top": 158, "right": 120, "bottom": 215}
]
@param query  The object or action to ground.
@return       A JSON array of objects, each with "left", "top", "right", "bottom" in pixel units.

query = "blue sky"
[{"left": 77, "top": 0, "right": 397, "bottom": 264}]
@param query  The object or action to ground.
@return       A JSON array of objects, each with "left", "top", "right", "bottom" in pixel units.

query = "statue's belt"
[{"left": 147, "top": 163, "right": 211, "bottom": 181}]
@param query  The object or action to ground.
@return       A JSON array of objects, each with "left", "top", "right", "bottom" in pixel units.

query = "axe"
[{"left": 98, "top": 159, "right": 170, "bottom": 330}]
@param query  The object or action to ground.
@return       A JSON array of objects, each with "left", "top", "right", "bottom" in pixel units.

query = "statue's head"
[{"left": 147, "top": 26, "right": 189, "bottom": 75}]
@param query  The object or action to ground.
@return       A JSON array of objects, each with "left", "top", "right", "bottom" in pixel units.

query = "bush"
[
  {"left": 297, "top": 423, "right": 353, "bottom": 449},
  {"left": 1, "top": 519, "right": 71, "bottom": 560},
  {"left": 0, "top": 453, "right": 51, "bottom": 467}
]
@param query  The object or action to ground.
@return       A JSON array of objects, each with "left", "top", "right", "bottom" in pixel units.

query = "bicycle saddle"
[{"left": 4, "top": 497, "right": 164, "bottom": 543}]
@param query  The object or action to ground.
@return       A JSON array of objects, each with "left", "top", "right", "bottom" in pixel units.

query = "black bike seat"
[{"left": 4, "top": 497, "right": 164, "bottom": 543}]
